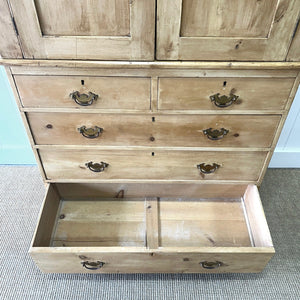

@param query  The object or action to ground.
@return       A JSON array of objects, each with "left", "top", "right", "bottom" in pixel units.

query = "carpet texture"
[{"left": 0, "top": 166, "right": 299, "bottom": 300}]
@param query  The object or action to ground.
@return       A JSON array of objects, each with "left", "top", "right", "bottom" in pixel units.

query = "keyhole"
[
  {"left": 152, "top": 152, "right": 155, "bottom": 156},
  {"left": 81, "top": 80, "right": 84, "bottom": 85},
  {"left": 152, "top": 117, "right": 155, "bottom": 122},
  {"left": 223, "top": 81, "right": 227, "bottom": 87}
]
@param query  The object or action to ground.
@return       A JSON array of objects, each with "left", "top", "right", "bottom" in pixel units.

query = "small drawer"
[
  {"left": 14, "top": 75, "right": 151, "bottom": 110},
  {"left": 39, "top": 149, "right": 268, "bottom": 182},
  {"left": 28, "top": 113, "right": 280, "bottom": 148},
  {"left": 30, "top": 183, "right": 274, "bottom": 273},
  {"left": 158, "top": 77, "right": 294, "bottom": 111}
]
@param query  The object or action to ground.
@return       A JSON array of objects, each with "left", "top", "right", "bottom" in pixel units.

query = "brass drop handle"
[
  {"left": 197, "top": 163, "right": 220, "bottom": 174},
  {"left": 210, "top": 93, "right": 239, "bottom": 108},
  {"left": 70, "top": 91, "right": 98, "bottom": 106},
  {"left": 81, "top": 261, "right": 105, "bottom": 270},
  {"left": 78, "top": 126, "right": 103, "bottom": 139},
  {"left": 86, "top": 161, "right": 109, "bottom": 172},
  {"left": 203, "top": 128, "right": 229, "bottom": 140},
  {"left": 200, "top": 261, "right": 223, "bottom": 269}
]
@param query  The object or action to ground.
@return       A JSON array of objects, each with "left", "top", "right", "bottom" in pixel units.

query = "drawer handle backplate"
[
  {"left": 78, "top": 126, "right": 103, "bottom": 139},
  {"left": 197, "top": 163, "right": 220, "bottom": 174},
  {"left": 86, "top": 161, "right": 109, "bottom": 172},
  {"left": 70, "top": 91, "right": 98, "bottom": 106},
  {"left": 82, "top": 261, "right": 105, "bottom": 270},
  {"left": 203, "top": 128, "right": 229, "bottom": 140},
  {"left": 200, "top": 261, "right": 223, "bottom": 269},
  {"left": 210, "top": 93, "right": 239, "bottom": 108}
]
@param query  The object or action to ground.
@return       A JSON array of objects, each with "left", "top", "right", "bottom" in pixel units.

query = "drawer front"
[
  {"left": 28, "top": 113, "right": 280, "bottom": 148},
  {"left": 158, "top": 77, "right": 294, "bottom": 111},
  {"left": 15, "top": 75, "right": 151, "bottom": 110},
  {"left": 28, "top": 113, "right": 154, "bottom": 146},
  {"left": 30, "top": 250, "right": 273, "bottom": 273},
  {"left": 39, "top": 149, "right": 268, "bottom": 181}
]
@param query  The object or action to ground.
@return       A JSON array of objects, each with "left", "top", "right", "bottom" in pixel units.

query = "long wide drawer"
[
  {"left": 14, "top": 75, "right": 151, "bottom": 110},
  {"left": 30, "top": 183, "right": 274, "bottom": 273},
  {"left": 39, "top": 149, "right": 268, "bottom": 181},
  {"left": 158, "top": 77, "right": 294, "bottom": 111},
  {"left": 28, "top": 113, "right": 280, "bottom": 148}
]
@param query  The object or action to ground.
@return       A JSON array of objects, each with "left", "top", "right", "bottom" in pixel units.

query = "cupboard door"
[
  {"left": 8, "top": 0, "right": 155, "bottom": 60},
  {"left": 157, "top": 0, "right": 300, "bottom": 61}
]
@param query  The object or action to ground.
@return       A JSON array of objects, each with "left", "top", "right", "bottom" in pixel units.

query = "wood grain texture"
[
  {"left": 35, "top": 0, "right": 130, "bottom": 37},
  {"left": 55, "top": 182, "right": 248, "bottom": 199},
  {"left": 159, "top": 200, "right": 252, "bottom": 247},
  {"left": 31, "top": 184, "right": 60, "bottom": 247},
  {"left": 27, "top": 113, "right": 280, "bottom": 148},
  {"left": 52, "top": 199, "right": 146, "bottom": 247},
  {"left": 8, "top": 0, "right": 155, "bottom": 60},
  {"left": 243, "top": 185, "right": 274, "bottom": 247},
  {"left": 0, "top": 0, "right": 23, "bottom": 58},
  {"left": 158, "top": 77, "right": 294, "bottom": 111},
  {"left": 39, "top": 149, "right": 268, "bottom": 181},
  {"left": 2, "top": 60, "right": 300, "bottom": 70},
  {"left": 146, "top": 198, "right": 159, "bottom": 249},
  {"left": 15, "top": 75, "right": 151, "bottom": 110},
  {"left": 157, "top": 0, "right": 300, "bottom": 61},
  {"left": 29, "top": 249, "right": 274, "bottom": 273},
  {"left": 181, "top": 0, "right": 278, "bottom": 38}
]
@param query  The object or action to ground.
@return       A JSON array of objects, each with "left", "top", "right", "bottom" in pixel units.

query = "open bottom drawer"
[{"left": 30, "top": 183, "right": 274, "bottom": 273}]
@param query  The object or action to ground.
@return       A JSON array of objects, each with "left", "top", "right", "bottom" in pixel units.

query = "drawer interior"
[{"left": 32, "top": 183, "right": 273, "bottom": 250}]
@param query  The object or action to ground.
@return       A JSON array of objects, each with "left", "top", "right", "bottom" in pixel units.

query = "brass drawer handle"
[
  {"left": 210, "top": 93, "right": 239, "bottom": 108},
  {"left": 86, "top": 161, "right": 109, "bottom": 172},
  {"left": 78, "top": 126, "right": 103, "bottom": 139},
  {"left": 70, "top": 91, "right": 98, "bottom": 106},
  {"left": 81, "top": 261, "right": 105, "bottom": 270},
  {"left": 203, "top": 128, "right": 229, "bottom": 140},
  {"left": 200, "top": 261, "right": 223, "bottom": 269},
  {"left": 197, "top": 163, "right": 220, "bottom": 174}
]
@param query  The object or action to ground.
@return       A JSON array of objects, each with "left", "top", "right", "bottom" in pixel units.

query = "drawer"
[
  {"left": 158, "top": 77, "right": 294, "bottom": 111},
  {"left": 14, "top": 75, "right": 151, "bottom": 110},
  {"left": 28, "top": 113, "right": 280, "bottom": 148},
  {"left": 39, "top": 149, "right": 268, "bottom": 181},
  {"left": 30, "top": 183, "right": 274, "bottom": 273}
]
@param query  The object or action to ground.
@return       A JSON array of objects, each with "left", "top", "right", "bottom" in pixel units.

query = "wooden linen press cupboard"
[{"left": 1, "top": 0, "right": 300, "bottom": 273}]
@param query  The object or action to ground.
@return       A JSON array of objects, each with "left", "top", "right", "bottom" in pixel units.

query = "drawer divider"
[{"left": 145, "top": 197, "right": 159, "bottom": 249}]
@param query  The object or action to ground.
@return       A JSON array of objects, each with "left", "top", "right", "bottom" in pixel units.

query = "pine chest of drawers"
[{"left": 1, "top": 0, "right": 300, "bottom": 273}]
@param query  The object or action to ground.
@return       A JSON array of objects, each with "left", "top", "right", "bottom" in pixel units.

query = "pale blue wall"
[
  {"left": 0, "top": 66, "right": 35, "bottom": 164},
  {"left": 0, "top": 66, "right": 299, "bottom": 166}
]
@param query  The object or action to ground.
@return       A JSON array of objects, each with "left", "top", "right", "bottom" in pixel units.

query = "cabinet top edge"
[{"left": 1, "top": 59, "right": 300, "bottom": 70}]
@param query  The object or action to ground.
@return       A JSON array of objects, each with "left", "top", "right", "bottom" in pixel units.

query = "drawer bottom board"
[{"left": 30, "top": 183, "right": 274, "bottom": 273}]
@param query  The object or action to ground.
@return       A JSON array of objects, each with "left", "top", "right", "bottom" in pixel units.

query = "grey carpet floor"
[{"left": 0, "top": 166, "right": 299, "bottom": 300}]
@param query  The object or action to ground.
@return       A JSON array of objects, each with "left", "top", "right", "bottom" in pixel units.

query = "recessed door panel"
[{"left": 9, "top": 0, "right": 155, "bottom": 60}]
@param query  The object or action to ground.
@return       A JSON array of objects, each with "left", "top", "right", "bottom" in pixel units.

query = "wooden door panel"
[
  {"left": 181, "top": 0, "right": 278, "bottom": 38},
  {"left": 35, "top": 0, "right": 130, "bottom": 37},
  {"left": 157, "top": 0, "right": 300, "bottom": 61},
  {"left": 9, "top": 0, "right": 155, "bottom": 60}
]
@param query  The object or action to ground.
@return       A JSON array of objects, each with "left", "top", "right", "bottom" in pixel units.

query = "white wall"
[{"left": 269, "top": 86, "right": 300, "bottom": 167}]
